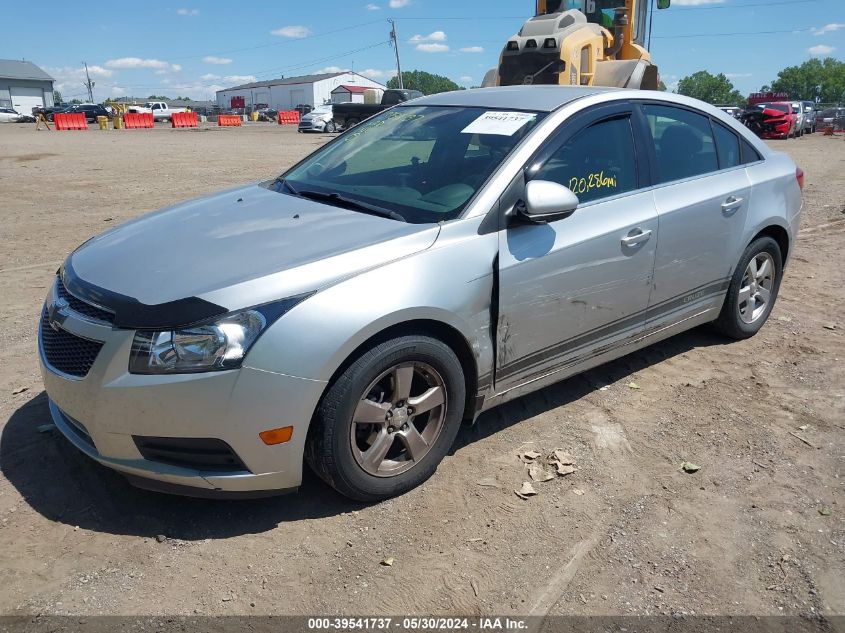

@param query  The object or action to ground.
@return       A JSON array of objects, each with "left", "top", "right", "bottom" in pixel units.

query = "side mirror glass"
[
  {"left": 657, "top": 0, "right": 670, "bottom": 8},
  {"left": 514, "top": 180, "right": 579, "bottom": 224}
]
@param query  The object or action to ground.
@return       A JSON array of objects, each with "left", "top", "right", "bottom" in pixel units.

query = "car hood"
[{"left": 66, "top": 183, "right": 439, "bottom": 323}]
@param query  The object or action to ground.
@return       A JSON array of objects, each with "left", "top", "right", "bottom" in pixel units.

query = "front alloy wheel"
[
  {"left": 351, "top": 362, "right": 447, "bottom": 477},
  {"left": 306, "top": 335, "right": 465, "bottom": 501}
]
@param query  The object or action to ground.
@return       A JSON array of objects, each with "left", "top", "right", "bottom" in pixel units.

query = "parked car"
[
  {"left": 57, "top": 104, "right": 112, "bottom": 123},
  {"left": 790, "top": 102, "right": 805, "bottom": 137},
  {"left": 332, "top": 88, "right": 423, "bottom": 129},
  {"left": 38, "top": 87, "right": 802, "bottom": 501},
  {"left": 126, "top": 101, "right": 187, "bottom": 122},
  {"left": 0, "top": 107, "right": 23, "bottom": 123},
  {"left": 294, "top": 104, "right": 313, "bottom": 117},
  {"left": 298, "top": 104, "right": 335, "bottom": 133},
  {"left": 717, "top": 106, "right": 742, "bottom": 119},
  {"left": 741, "top": 102, "right": 796, "bottom": 139},
  {"left": 35, "top": 103, "right": 69, "bottom": 120},
  {"left": 801, "top": 101, "right": 816, "bottom": 134},
  {"left": 255, "top": 108, "right": 278, "bottom": 122},
  {"left": 816, "top": 107, "right": 845, "bottom": 132}
]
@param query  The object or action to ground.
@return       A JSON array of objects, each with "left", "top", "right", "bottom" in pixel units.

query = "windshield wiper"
[
  {"left": 298, "top": 190, "right": 406, "bottom": 222},
  {"left": 271, "top": 177, "right": 299, "bottom": 196}
]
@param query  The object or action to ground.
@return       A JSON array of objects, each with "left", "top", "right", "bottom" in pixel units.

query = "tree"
[
  {"left": 677, "top": 71, "right": 744, "bottom": 105},
  {"left": 147, "top": 94, "right": 171, "bottom": 100},
  {"left": 658, "top": 80, "right": 667, "bottom": 92},
  {"left": 386, "top": 70, "right": 461, "bottom": 95},
  {"left": 769, "top": 57, "right": 845, "bottom": 103},
  {"left": 70, "top": 98, "right": 82, "bottom": 104},
  {"left": 53, "top": 90, "right": 63, "bottom": 104}
]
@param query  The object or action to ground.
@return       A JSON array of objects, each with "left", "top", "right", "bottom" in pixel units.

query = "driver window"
[{"left": 533, "top": 116, "right": 638, "bottom": 204}]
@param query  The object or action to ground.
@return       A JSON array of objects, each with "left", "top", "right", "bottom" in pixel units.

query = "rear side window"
[
  {"left": 643, "top": 104, "right": 718, "bottom": 183},
  {"left": 712, "top": 121, "right": 740, "bottom": 169},
  {"left": 740, "top": 137, "right": 762, "bottom": 164},
  {"left": 533, "top": 116, "right": 638, "bottom": 204}
]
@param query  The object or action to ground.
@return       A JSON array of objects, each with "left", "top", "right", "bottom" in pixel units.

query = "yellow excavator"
[{"left": 483, "top": 0, "right": 670, "bottom": 90}]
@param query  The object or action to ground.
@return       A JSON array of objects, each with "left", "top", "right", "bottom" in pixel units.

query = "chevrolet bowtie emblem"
[{"left": 47, "top": 297, "right": 70, "bottom": 332}]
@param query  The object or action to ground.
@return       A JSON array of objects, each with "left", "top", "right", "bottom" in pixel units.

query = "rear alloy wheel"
[
  {"left": 306, "top": 335, "right": 465, "bottom": 501},
  {"left": 713, "top": 236, "right": 783, "bottom": 339}
]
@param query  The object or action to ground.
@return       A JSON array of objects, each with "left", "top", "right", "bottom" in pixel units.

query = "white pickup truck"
[{"left": 126, "top": 101, "right": 187, "bottom": 121}]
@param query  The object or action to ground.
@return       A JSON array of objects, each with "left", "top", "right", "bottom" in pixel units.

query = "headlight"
[{"left": 128, "top": 296, "right": 308, "bottom": 374}]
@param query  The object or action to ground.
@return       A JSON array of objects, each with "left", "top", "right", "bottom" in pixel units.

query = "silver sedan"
[{"left": 39, "top": 86, "right": 803, "bottom": 500}]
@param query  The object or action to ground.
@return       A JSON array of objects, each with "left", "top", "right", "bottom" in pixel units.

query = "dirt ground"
[{"left": 0, "top": 121, "right": 842, "bottom": 619}]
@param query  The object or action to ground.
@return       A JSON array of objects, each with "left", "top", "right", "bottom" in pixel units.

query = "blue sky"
[{"left": 2, "top": 0, "right": 843, "bottom": 102}]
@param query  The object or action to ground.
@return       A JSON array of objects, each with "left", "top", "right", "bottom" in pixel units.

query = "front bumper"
[
  {"left": 38, "top": 281, "right": 327, "bottom": 495},
  {"left": 297, "top": 120, "right": 325, "bottom": 132}
]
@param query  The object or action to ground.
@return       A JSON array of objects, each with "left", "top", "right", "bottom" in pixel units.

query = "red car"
[{"left": 744, "top": 102, "right": 797, "bottom": 139}]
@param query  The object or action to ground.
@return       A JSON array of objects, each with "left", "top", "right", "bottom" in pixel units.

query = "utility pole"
[
  {"left": 388, "top": 19, "right": 403, "bottom": 89},
  {"left": 82, "top": 62, "right": 95, "bottom": 102}
]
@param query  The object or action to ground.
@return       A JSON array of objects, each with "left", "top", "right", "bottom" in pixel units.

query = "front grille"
[
  {"left": 39, "top": 308, "right": 104, "bottom": 377},
  {"left": 133, "top": 436, "right": 249, "bottom": 472},
  {"left": 57, "top": 278, "right": 115, "bottom": 324}
]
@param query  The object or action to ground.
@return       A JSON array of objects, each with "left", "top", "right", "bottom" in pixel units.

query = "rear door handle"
[
  {"left": 721, "top": 196, "right": 744, "bottom": 211},
  {"left": 621, "top": 229, "right": 652, "bottom": 247}
]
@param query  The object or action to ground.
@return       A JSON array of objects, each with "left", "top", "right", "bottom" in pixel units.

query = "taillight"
[{"left": 796, "top": 167, "right": 804, "bottom": 191}]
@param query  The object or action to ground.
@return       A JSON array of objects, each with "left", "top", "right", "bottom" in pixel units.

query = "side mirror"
[
  {"left": 513, "top": 180, "right": 579, "bottom": 224},
  {"left": 657, "top": 0, "right": 670, "bottom": 8}
]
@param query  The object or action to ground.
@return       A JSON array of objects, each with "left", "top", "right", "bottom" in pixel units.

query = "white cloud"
[
  {"left": 389, "top": 0, "right": 410, "bottom": 6},
  {"left": 203, "top": 55, "right": 233, "bottom": 65},
  {"left": 409, "top": 31, "right": 447, "bottom": 43},
  {"left": 459, "top": 75, "right": 473, "bottom": 83},
  {"left": 365, "top": 3, "right": 380, "bottom": 9},
  {"left": 812, "top": 23, "right": 845, "bottom": 35},
  {"left": 271, "top": 25, "right": 312, "bottom": 38},
  {"left": 459, "top": 46, "right": 484, "bottom": 53},
  {"left": 200, "top": 73, "right": 221, "bottom": 81},
  {"left": 416, "top": 43, "right": 449, "bottom": 53},
  {"left": 176, "top": 8, "right": 199, "bottom": 15},
  {"left": 223, "top": 75, "right": 258, "bottom": 84},
  {"left": 105, "top": 57, "right": 181, "bottom": 72},
  {"left": 359, "top": 68, "right": 392, "bottom": 80},
  {"left": 808, "top": 44, "right": 835, "bottom": 55},
  {"left": 110, "top": 86, "right": 127, "bottom": 95},
  {"left": 725, "top": 72, "right": 752, "bottom": 79},
  {"left": 671, "top": 0, "right": 724, "bottom": 4},
  {"left": 315, "top": 66, "right": 346, "bottom": 74}
]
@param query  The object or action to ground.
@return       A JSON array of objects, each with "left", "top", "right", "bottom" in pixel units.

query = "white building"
[
  {"left": 216, "top": 71, "right": 385, "bottom": 111},
  {"left": 0, "top": 59, "right": 54, "bottom": 114}
]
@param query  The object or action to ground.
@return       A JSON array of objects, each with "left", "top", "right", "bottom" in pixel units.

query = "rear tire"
[
  {"left": 713, "top": 236, "right": 783, "bottom": 340},
  {"left": 306, "top": 335, "right": 466, "bottom": 502}
]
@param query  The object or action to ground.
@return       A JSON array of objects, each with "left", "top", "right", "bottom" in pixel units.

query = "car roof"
[{"left": 406, "top": 85, "right": 618, "bottom": 112}]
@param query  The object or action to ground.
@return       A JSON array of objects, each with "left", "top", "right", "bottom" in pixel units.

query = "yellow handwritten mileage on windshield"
[{"left": 568, "top": 171, "right": 617, "bottom": 196}]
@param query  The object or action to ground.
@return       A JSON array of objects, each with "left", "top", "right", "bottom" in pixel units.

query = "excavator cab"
[{"left": 487, "top": 0, "right": 670, "bottom": 89}]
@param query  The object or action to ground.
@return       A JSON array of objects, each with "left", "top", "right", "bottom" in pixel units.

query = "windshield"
[{"left": 279, "top": 105, "right": 544, "bottom": 223}]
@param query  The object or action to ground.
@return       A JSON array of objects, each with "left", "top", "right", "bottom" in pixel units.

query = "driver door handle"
[{"left": 621, "top": 229, "right": 652, "bottom": 247}]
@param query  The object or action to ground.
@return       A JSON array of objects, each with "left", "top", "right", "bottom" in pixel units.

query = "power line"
[
  {"left": 247, "top": 41, "right": 390, "bottom": 79},
  {"left": 653, "top": 27, "right": 815, "bottom": 38},
  {"left": 667, "top": 0, "right": 821, "bottom": 10}
]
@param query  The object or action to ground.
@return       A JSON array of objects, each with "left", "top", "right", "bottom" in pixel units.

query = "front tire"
[
  {"left": 306, "top": 335, "right": 466, "bottom": 502},
  {"left": 325, "top": 120, "right": 336, "bottom": 133},
  {"left": 713, "top": 236, "right": 783, "bottom": 340}
]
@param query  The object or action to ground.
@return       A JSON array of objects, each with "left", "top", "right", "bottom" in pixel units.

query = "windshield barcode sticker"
[{"left": 461, "top": 111, "right": 537, "bottom": 136}]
